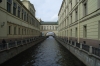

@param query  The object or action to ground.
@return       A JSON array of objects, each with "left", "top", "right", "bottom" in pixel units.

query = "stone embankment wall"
[
  {"left": 0, "top": 36, "right": 46, "bottom": 64},
  {"left": 55, "top": 37, "right": 100, "bottom": 66}
]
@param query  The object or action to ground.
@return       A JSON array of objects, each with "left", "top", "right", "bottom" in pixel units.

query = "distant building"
[
  {"left": 0, "top": 0, "right": 40, "bottom": 39},
  {"left": 40, "top": 20, "right": 58, "bottom": 36},
  {"left": 58, "top": 0, "right": 100, "bottom": 48}
]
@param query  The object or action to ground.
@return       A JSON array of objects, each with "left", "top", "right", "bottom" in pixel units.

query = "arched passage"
[{"left": 45, "top": 32, "right": 55, "bottom": 36}]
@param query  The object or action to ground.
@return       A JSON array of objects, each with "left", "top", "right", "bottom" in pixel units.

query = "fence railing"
[
  {"left": 55, "top": 36, "right": 100, "bottom": 58},
  {"left": 17, "top": 41, "right": 22, "bottom": 46},
  {"left": 0, "top": 43, "right": 7, "bottom": 50},
  {"left": 9, "top": 42, "right": 16, "bottom": 48},
  {"left": 76, "top": 43, "right": 80, "bottom": 48},
  {"left": 72, "top": 41, "right": 74, "bottom": 45},
  {"left": 23, "top": 40, "right": 26, "bottom": 44},
  {"left": 0, "top": 36, "right": 46, "bottom": 51},
  {"left": 92, "top": 47, "right": 100, "bottom": 57},
  {"left": 82, "top": 44, "right": 89, "bottom": 52}
]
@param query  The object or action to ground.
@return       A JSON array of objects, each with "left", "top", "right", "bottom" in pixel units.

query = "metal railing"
[
  {"left": 55, "top": 36, "right": 100, "bottom": 57},
  {"left": 82, "top": 44, "right": 89, "bottom": 52},
  {"left": 92, "top": 47, "right": 100, "bottom": 57},
  {"left": 0, "top": 36, "right": 46, "bottom": 51},
  {"left": 76, "top": 43, "right": 80, "bottom": 48},
  {"left": 69, "top": 40, "right": 71, "bottom": 44},
  {"left": 72, "top": 41, "right": 74, "bottom": 45},
  {"left": 0, "top": 43, "right": 7, "bottom": 50},
  {"left": 17, "top": 41, "right": 22, "bottom": 46},
  {"left": 23, "top": 40, "right": 26, "bottom": 44},
  {"left": 9, "top": 42, "right": 16, "bottom": 48}
]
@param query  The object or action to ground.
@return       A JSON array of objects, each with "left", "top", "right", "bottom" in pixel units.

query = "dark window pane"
[{"left": 7, "top": 3, "right": 11, "bottom": 13}]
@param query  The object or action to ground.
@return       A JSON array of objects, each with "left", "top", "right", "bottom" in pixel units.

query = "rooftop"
[{"left": 40, "top": 21, "right": 58, "bottom": 25}]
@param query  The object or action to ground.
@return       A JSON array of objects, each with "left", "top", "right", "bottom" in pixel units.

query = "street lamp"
[{"left": 1, "top": 22, "right": 5, "bottom": 27}]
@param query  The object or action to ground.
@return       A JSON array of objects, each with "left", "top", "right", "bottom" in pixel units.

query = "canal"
[{"left": 1, "top": 36, "right": 86, "bottom": 66}]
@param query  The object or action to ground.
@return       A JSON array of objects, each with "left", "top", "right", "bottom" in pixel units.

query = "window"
[
  {"left": 83, "top": 25, "right": 87, "bottom": 38},
  {"left": 75, "top": 8, "right": 78, "bottom": 21},
  {"left": 22, "top": 9, "right": 24, "bottom": 19},
  {"left": 14, "top": 27, "right": 16, "bottom": 35},
  {"left": 41, "top": 26, "right": 43, "bottom": 30},
  {"left": 75, "top": 27, "right": 77, "bottom": 37},
  {"left": 98, "top": 0, "right": 100, "bottom": 8},
  {"left": 28, "top": 30, "right": 30, "bottom": 34},
  {"left": 98, "top": 21, "right": 100, "bottom": 39},
  {"left": 53, "top": 26, "right": 54, "bottom": 30},
  {"left": 70, "top": 29, "right": 72, "bottom": 37},
  {"left": 30, "top": 18, "right": 32, "bottom": 25},
  {"left": 67, "top": 30, "right": 68, "bottom": 36},
  {"left": 29, "top": 16, "right": 31, "bottom": 24},
  {"left": 71, "top": 0, "right": 72, "bottom": 9},
  {"left": 50, "top": 26, "right": 51, "bottom": 30},
  {"left": 27, "top": 14, "right": 28, "bottom": 22},
  {"left": 24, "top": 12, "right": 26, "bottom": 21},
  {"left": 83, "top": 1, "right": 87, "bottom": 16},
  {"left": 31, "top": 18, "right": 32, "bottom": 24},
  {"left": 32, "top": 18, "right": 34, "bottom": 25},
  {"left": 0, "top": 0, "right": 2, "bottom": 3},
  {"left": 7, "top": 0, "right": 12, "bottom": 13},
  {"left": 47, "top": 26, "right": 48, "bottom": 30},
  {"left": 65, "top": 31, "right": 66, "bottom": 36},
  {"left": 27, "top": 29, "right": 28, "bottom": 35},
  {"left": 65, "top": 21, "right": 66, "bottom": 27},
  {"left": 31, "top": 30, "right": 33, "bottom": 35},
  {"left": 67, "top": 18, "right": 69, "bottom": 26},
  {"left": 84, "top": 3, "right": 87, "bottom": 16},
  {"left": 43, "top": 26, "right": 45, "bottom": 30},
  {"left": 18, "top": 28, "right": 20, "bottom": 35},
  {"left": 22, "top": 29, "right": 23, "bottom": 35},
  {"left": 8, "top": 26, "right": 11, "bottom": 34},
  {"left": 13, "top": 2, "right": 17, "bottom": 16},
  {"left": 70, "top": 14, "right": 72, "bottom": 23},
  {"left": 69, "top": 0, "right": 72, "bottom": 9},
  {"left": 24, "top": 29, "right": 26, "bottom": 35},
  {"left": 56, "top": 26, "right": 58, "bottom": 30},
  {"left": 18, "top": 6, "right": 21, "bottom": 18},
  {"left": 76, "top": 0, "right": 78, "bottom": 4}
]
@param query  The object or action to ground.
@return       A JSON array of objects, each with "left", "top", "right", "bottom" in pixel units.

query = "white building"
[
  {"left": 0, "top": 0, "right": 40, "bottom": 40},
  {"left": 58, "top": 0, "right": 100, "bottom": 48}
]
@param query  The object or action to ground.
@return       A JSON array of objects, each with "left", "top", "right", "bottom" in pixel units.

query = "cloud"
[{"left": 29, "top": 0, "right": 62, "bottom": 21}]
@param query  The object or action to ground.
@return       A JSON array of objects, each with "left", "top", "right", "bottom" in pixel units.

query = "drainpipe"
[
  {"left": 78, "top": 1, "right": 80, "bottom": 43},
  {"left": 68, "top": 15, "right": 69, "bottom": 43}
]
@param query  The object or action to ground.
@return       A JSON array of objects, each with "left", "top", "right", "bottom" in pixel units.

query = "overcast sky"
[{"left": 29, "top": 0, "right": 62, "bottom": 21}]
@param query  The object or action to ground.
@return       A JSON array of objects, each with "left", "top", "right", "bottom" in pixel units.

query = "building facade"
[
  {"left": 0, "top": 0, "right": 40, "bottom": 39},
  {"left": 40, "top": 21, "right": 58, "bottom": 36},
  {"left": 58, "top": 0, "right": 100, "bottom": 48}
]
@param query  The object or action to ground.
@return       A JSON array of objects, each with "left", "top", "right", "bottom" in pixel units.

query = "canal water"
[{"left": 1, "top": 36, "right": 86, "bottom": 66}]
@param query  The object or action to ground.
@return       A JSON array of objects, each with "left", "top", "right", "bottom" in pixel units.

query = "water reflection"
[{"left": 1, "top": 36, "right": 86, "bottom": 66}]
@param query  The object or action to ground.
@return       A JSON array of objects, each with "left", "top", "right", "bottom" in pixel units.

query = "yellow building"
[
  {"left": 58, "top": 0, "right": 100, "bottom": 48},
  {"left": 0, "top": 0, "right": 40, "bottom": 40}
]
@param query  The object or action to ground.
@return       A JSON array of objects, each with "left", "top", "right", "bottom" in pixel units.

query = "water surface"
[{"left": 1, "top": 36, "right": 86, "bottom": 66}]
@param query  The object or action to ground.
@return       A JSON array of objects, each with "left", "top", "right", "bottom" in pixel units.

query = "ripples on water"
[{"left": 1, "top": 36, "right": 86, "bottom": 66}]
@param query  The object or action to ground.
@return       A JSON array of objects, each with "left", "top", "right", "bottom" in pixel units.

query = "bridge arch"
[
  {"left": 45, "top": 32, "right": 56, "bottom": 36},
  {"left": 40, "top": 20, "right": 58, "bottom": 36},
  {"left": 41, "top": 31, "right": 57, "bottom": 36}
]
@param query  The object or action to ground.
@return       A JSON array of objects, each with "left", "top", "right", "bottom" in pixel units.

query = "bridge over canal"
[{"left": 40, "top": 21, "right": 58, "bottom": 36}]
